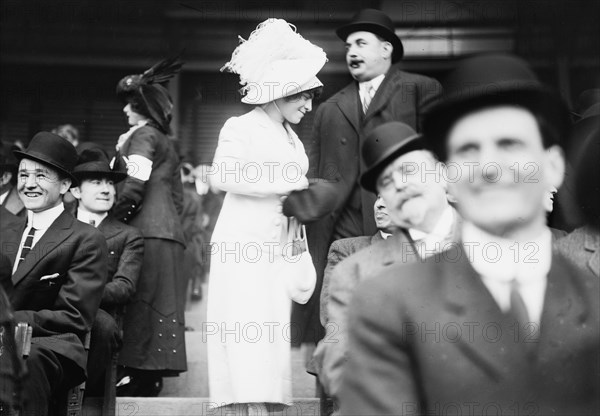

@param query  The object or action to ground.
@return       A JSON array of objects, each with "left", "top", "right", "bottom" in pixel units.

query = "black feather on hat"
[{"left": 116, "top": 56, "right": 183, "bottom": 134}]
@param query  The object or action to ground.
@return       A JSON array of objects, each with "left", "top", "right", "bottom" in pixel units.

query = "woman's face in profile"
[
  {"left": 275, "top": 92, "right": 314, "bottom": 124},
  {"left": 123, "top": 103, "right": 147, "bottom": 126}
]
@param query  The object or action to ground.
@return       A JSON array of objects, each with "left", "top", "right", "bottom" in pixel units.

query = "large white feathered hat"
[{"left": 221, "top": 19, "right": 327, "bottom": 105}]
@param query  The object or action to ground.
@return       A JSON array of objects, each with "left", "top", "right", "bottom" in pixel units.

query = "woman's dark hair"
[{"left": 283, "top": 85, "right": 323, "bottom": 102}]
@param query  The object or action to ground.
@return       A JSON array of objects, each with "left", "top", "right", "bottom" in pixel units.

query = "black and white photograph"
[{"left": 1, "top": 1, "right": 599, "bottom": 415}]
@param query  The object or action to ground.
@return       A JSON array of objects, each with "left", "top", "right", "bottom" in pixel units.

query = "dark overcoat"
[
  {"left": 340, "top": 246, "right": 600, "bottom": 415},
  {"left": 113, "top": 124, "right": 187, "bottom": 373},
  {"left": 284, "top": 64, "right": 442, "bottom": 344}
]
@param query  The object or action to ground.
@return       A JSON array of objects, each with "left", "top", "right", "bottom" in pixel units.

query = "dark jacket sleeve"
[
  {"left": 339, "top": 279, "right": 420, "bottom": 415},
  {"left": 101, "top": 227, "right": 144, "bottom": 307},
  {"left": 283, "top": 104, "right": 348, "bottom": 223}
]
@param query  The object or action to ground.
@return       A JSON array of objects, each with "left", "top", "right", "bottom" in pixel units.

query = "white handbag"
[{"left": 280, "top": 217, "right": 317, "bottom": 304}]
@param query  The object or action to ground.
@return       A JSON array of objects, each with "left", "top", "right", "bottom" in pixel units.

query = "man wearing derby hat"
[
  {"left": 283, "top": 8, "right": 442, "bottom": 348},
  {"left": 69, "top": 148, "right": 144, "bottom": 396},
  {"left": 340, "top": 54, "right": 599, "bottom": 415},
  {"left": 0, "top": 131, "right": 107, "bottom": 414},
  {"left": 314, "top": 121, "right": 460, "bottom": 407}
]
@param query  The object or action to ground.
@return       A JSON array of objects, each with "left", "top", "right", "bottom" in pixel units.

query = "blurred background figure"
[
  {"left": 556, "top": 91, "right": 600, "bottom": 278},
  {"left": 0, "top": 141, "right": 25, "bottom": 217},
  {"left": 552, "top": 89, "right": 600, "bottom": 232},
  {"left": 51, "top": 123, "right": 80, "bottom": 148},
  {"left": 112, "top": 57, "right": 187, "bottom": 397},
  {"left": 179, "top": 162, "right": 206, "bottom": 306}
]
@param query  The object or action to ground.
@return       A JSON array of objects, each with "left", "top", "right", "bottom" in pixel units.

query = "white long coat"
[{"left": 206, "top": 107, "right": 313, "bottom": 407}]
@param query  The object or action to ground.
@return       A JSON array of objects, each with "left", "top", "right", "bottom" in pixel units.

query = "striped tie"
[
  {"left": 18, "top": 226, "right": 36, "bottom": 268},
  {"left": 362, "top": 82, "right": 375, "bottom": 114}
]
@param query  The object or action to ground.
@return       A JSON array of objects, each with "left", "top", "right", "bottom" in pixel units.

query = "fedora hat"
[
  {"left": 13, "top": 131, "right": 78, "bottom": 181},
  {"left": 423, "top": 53, "right": 570, "bottom": 160},
  {"left": 360, "top": 121, "right": 425, "bottom": 193},
  {"left": 73, "top": 148, "right": 127, "bottom": 184},
  {"left": 336, "top": 8, "right": 403, "bottom": 62}
]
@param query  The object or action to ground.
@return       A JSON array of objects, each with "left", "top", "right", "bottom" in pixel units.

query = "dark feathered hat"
[{"left": 116, "top": 56, "right": 183, "bottom": 134}]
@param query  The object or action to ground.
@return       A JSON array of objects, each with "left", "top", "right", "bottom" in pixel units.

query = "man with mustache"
[
  {"left": 340, "top": 54, "right": 599, "bottom": 416},
  {"left": 283, "top": 7, "right": 441, "bottom": 352},
  {"left": 315, "top": 121, "right": 460, "bottom": 408}
]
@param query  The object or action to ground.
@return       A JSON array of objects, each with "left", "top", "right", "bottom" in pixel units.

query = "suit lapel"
[
  {"left": 2, "top": 219, "right": 27, "bottom": 266},
  {"left": 335, "top": 83, "right": 361, "bottom": 133},
  {"left": 11, "top": 211, "right": 75, "bottom": 286},
  {"left": 380, "top": 229, "right": 417, "bottom": 267},
  {"left": 98, "top": 216, "right": 122, "bottom": 241},
  {"left": 363, "top": 69, "right": 401, "bottom": 123},
  {"left": 584, "top": 230, "right": 600, "bottom": 277},
  {"left": 440, "top": 247, "right": 525, "bottom": 381},
  {"left": 537, "top": 254, "right": 591, "bottom": 361}
]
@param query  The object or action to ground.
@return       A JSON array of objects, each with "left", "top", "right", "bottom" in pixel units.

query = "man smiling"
[{"left": 0, "top": 131, "right": 107, "bottom": 414}]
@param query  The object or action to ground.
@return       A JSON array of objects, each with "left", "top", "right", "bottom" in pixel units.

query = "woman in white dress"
[{"left": 206, "top": 19, "right": 325, "bottom": 415}]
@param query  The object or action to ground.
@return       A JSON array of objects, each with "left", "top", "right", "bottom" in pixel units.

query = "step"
[{"left": 83, "top": 397, "right": 321, "bottom": 415}]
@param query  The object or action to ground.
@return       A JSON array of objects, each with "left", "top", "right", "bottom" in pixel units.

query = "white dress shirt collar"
[
  {"left": 77, "top": 208, "right": 107, "bottom": 227},
  {"left": 409, "top": 205, "right": 454, "bottom": 242},
  {"left": 0, "top": 189, "right": 9, "bottom": 205},
  {"left": 27, "top": 203, "right": 64, "bottom": 231},
  {"left": 359, "top": 74, "right": 385, "bottom": 94},
  {"left": 462, "top": 221, "right": 551, "bottom": 324}
]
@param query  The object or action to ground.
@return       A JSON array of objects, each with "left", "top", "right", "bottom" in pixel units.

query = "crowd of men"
[{"left": 1, "top": 7, "right": 599, "bottom": 416}]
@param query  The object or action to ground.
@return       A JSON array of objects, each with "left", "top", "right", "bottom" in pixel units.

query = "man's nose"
[{"left": 24, "top": 173, "right": 38, "bottom": 187}]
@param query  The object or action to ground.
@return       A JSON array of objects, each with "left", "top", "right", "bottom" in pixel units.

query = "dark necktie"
[
  {"left": 18, "top": 226, "right": 36, "bottom": 268},
  {"left": 509, "top": 279, "right": 539, "bottom": 346},
  {"left": 90, "top": 219, "right": 96, "bottom": 227}
]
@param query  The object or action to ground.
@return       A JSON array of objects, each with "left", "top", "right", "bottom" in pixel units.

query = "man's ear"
[
  {"left": 60, "top": 178, "right": 73, "bottom": 196},
  {"left": 70, "top": 185, "right": 82, "bottom": 200},
  {"left": 0, "top": 171, "right": 12, "bottom": 186},
  {"left": 382, "top": 41, "right": 393, "bottom": 60},
  {"left": 545, "top": 145, "right": 566, "bottom": 191}
]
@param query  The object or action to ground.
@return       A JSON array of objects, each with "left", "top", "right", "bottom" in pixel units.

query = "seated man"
[
  {"left": 318, "top": 121, "right": 460, "bottom": 402},
  {"left": 69, "top": 148, "right": 144, "bottom": 395},
  {"left": 319, "top": 194, "right": 396, "bottom": 328},
  {"left": 340, "top": 54, "right": 599, "bottom": 415},
  {"left": 0, "top": 131, "right": 107, "bottom": 415}
]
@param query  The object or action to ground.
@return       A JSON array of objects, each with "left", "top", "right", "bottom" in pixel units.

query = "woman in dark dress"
[{"left": 111, "top": 58, "right": 187, "bottom": 396}]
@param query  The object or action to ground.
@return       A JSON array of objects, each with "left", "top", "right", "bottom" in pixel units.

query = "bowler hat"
[
  {"left": 73, "top": 148, "right": 127, "bottom": 183},
  {"left": 336, "top": 9, "right": 404, "bottom": 62},
  {"left": 13, "top": 131, "right": 78, "bottom": 181},
  {"left": 360, "top": 121, "right": 425, "bottom": 193},
  {"left": 423, "top": 53, "right": 570, "bottom": 160}
]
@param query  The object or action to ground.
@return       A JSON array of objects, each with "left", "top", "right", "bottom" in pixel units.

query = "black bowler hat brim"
[
  {"left": 13, "top": 149, "right": 76, "bottom": 182},
  {"left": 423, "top": 54, "right": 571, "bottom": 160},
  {"left": 360, "top": 133, "right": 425, "bottom": 193},
  {"left": 336, "top": 10, "right": 404, "bottom": 62},
  {"left": 73, "top": 161, "right": 128, "bottom": 184}
]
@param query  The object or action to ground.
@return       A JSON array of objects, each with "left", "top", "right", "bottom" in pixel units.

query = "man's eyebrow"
[{"left": 19, "top": 168, "right": 50, "bottom": 173}]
